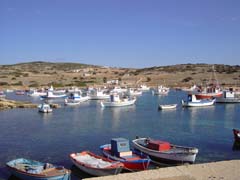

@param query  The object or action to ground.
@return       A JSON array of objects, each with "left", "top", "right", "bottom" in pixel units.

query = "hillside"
[{"left": 0, "top": 62, "right": 239, "bottom": 89}]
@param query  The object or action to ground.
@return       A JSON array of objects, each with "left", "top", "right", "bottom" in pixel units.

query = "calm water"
[{"left": 0, "top": 91, "right": 240, "bottom": 179}]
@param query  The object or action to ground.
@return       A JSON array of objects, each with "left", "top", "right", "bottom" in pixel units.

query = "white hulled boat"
[
  {"left": 152, "top": 85, "right": 169, "bottom": 95},
  {"left": 101, "top": 94, "right": 136, "bottom": 107},
  {"left": 138, "top": 84, "right": 150, "bottom": 91},
  {"left": 158, "top": 104, "right": 177, "bottom": 110},
  {"left": 110, "top": 86, "right": 127, "bottom": 94},
  {"left": 216, "top": 89, "right": 240, "bottom": 103},
  {"left": 89, "top": 88, "right": 110, "bottom": 100},
  {"left": 182, "top": 94, "right": 215, "bottom": 107},
  {"left": 28, "top": 89, "right": 47, "bottom": 97},
  {"left": 132, "top": 137, "right": 198, "bottom": 164},
  {"left": 65, "top": 92, "right": 89, "bottom": 105},
  {"left": 127, "top": 88, "right": 142, "bottom": 96}
]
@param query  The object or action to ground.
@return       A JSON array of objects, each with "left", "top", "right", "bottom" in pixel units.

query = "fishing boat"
[
  {"left": 182, "top": 94, "right": 215, "bottom": 107},
  {"left": 110, "top": 86, "right": 127, "bottom": 94},
  {"left": 28, "top": 89, "right": 47, "bottom": 97},
  {"left": 100, "top": 138, "right": 150, "bottom": 171},
  {"left": 89, "top": 88, "right": 110, "bottom": 100},
  {"left": 127, "top": 88, "right": 142, "bottom": 96},
  {"left": 70, "top": 151, "right": 123, "bottom": 176},
  {"left": 189, "top": 66, "right": 222, "bottom": 99},
  {"left": 216, "top": 89, "right": 240, "bottom": 103},
  {"left": 191, "top": 89, "right": 222, "bottom": 99},
  {"left": 152, "top": 85, "right": 169, "bottom": 95},
  {"left": 100, "top": 94, "right": 136, "bottom": 107},
  {"left": 132, "top": 137, "right": 198, "bottom": 164},
  {"left": 38, "top": 103, "right": 53, "bottom": 113},
  {"left": 41, "top": 91, "right": 67, "bottom": 99},
  {"left": 6, "top": 158, "right": 71, "bottom": 180},
  {"left": 64, "top": 92, "right": 89, "bottom": 106},
  {"left": 158, "top": 104, "right": 177, "bottom": 110},
  {"left": 138, "top": 84, "right": 150, "bottom": 91}
]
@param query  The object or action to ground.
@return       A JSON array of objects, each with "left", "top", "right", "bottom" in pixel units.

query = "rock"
[{"left": 0, "top": 98, "right": 38, "bottom": 110}]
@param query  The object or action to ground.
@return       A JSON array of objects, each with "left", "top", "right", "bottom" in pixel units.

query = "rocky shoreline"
[
  {"left": 0, "top": 98, "right": 60, "bottom": 110},
  {"left": 0, "top": 98, "right": 37, "bottom": 110}
]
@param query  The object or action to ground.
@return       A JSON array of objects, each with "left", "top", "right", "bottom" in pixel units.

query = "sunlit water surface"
[{"left": 0, "top": 91, "right": 239, "bottom": 179}]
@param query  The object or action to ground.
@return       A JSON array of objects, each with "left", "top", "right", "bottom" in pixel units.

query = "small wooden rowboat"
[
  {"left": 158, "top": 104, "right": 177, "bottom": 110},
  {"left": 70, "top": 151, "right": 123, "bottom": 176},
  {"left": 6, "top": 158, "right": 71, "bottom": 180}
]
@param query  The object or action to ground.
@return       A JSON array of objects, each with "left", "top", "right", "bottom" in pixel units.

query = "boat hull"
[
  {"left": 158, "top": 104, "right": 177, "bottom": 110},
  {"left": 216, "top": 97, "right": 240, "bottom": 103},
  {"left": 192, "top": 92, "right": 222, "bottom": 99},
  {"left": 182, "top": 99, "right": 215, "bottom": 107},
  {"left": 132, "top": 138, "right": 198, "bottom": 164}
]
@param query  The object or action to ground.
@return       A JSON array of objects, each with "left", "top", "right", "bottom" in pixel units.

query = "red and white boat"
[
  {"left": 191, "top": 87, "right": 222, "bottom": 99},
  {"left": 189, "top": 66, "right": 222, "bottom": 99},
  {"left": 100, "top": 138, "right": 150, "bottom": 171},
  {"left": 70, "top": 151, "right": 123, "bottom": 176}
]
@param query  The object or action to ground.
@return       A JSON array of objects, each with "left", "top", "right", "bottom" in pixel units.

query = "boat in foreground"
[
  {"left": 182, "top": 94, "right": 215, "bottom": 107},
  {"left": 158, "top": 104, "right": 177, "bottom": 110},
  {"left": 6, "top": 158, "right": 71, "bottom": 180},
  {"left": 100, "top": 138, "right": 150, "bottom": 171},
  {"left": 132, "top": 137, "right": 198, "bottom": 164},
  {"left": 70, "top": 151, "right": 123, "bottom": 176}
]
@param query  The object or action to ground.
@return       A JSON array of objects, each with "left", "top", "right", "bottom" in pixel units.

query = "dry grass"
[{"left": 0, "top": 62, "right": 239, "bottom": 89}]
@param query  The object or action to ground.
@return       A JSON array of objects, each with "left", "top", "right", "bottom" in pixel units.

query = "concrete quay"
[{"left": 85, "top": 160, "right": 240, "bottom": 180}]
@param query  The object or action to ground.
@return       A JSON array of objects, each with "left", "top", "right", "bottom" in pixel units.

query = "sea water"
[{"left": 0, "top": 90, "right": 239, "bottom": 179}]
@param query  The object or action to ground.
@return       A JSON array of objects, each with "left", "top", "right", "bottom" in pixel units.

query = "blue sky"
[{"left": 0, "top": 0, "right": 240, "bottom": 68}]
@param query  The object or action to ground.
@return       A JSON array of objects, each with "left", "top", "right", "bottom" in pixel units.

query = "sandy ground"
[{"left": 84, "top": 160, "right": 240, "bottom": 180}]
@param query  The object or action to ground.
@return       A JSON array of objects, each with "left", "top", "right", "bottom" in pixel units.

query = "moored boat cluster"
[{"left": 6, "top": 136, "right": 199, "bottom": 179}]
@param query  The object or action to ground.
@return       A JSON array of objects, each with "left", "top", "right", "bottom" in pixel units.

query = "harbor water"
[{"left": 0, "top": 90, "right": 240, "bottom": 179}]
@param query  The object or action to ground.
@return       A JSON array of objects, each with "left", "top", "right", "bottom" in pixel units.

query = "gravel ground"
[{"left": 85, "top": 160, "right": 240, "bottom": 180}]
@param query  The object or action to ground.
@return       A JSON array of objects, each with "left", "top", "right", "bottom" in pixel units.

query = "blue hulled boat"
[{"left": 6, "top": 158, "right": 71, "bottom": 180}]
